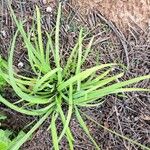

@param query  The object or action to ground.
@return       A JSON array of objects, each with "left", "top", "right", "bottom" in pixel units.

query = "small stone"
[
  {"left": 1, "top": 30, "right": 7, "bottom": 38},
  {"left": 134, "top": 117, "right": 139, "bottom": 121},
  {"left": 18, "top": 62, "right": 24, "bottom": 68},
  {"left": 145, "top": 68, "right": 149, "bottom": 73},
  {"left": 42, "top": 0, "right": 47, "bottom": 5},
  {"left": 46, "top": 6, "right": 52, "bottom": 13}
]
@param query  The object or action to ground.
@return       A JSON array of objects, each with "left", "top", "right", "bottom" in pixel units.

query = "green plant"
[
  {"left": 0, "top": 56, "right": 7, "bottom": 88},
  {"left": 0, "top": 129, "right": 26, "bottom": 150},
  {"left": 0, "top": 114, "right": 25, "bottom": 150},
  {"left": 0, "top": 113, "right": 7, "bottom": 121},
  {"left": 0, "top": 2, "right": 150, "bottom": 150}
]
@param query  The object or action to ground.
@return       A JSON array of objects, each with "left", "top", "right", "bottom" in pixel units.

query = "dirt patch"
[{"left": 72, "top": 0, "right": 150, "bottom": 32}]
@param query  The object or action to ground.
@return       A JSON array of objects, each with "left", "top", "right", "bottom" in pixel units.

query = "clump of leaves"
[
  {"left": 0, "top": 114, "right": 25, "bottom": 150},
  {"left": 0, "top": 113, "right": 7, "bottom": 121},
  {"left": 0, "top": 129, "right": 26, "bottom": 150},
  {"left": 0, "top": 129, "right": 13, "bottom": 150},
  {"left": 0, "top": 2, "right": 150, "bottom": 150}
]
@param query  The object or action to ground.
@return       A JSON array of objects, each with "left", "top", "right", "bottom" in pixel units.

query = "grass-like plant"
[
  {"left": 0, "top": 2, "right": 150, "bottom": 150},
  {"left": 0, "top": 128, "right": 26, "bottom": 150},
  {"left": 0, "top": 114, "right": 26, "bottom": 150},
  {"left": 0, "top": 56, "right": 7, "bottom": 88}
]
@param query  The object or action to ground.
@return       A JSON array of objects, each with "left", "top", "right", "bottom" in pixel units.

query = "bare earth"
[{"left": 73, "top": 0, "right": 150, "bottom": 31}]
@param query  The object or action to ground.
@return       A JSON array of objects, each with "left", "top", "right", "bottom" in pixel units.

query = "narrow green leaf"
[
  {"left": 76, "top": 28, "right": 83, "bottom": 75},
  {"left": 51, "top": 113, "right": 59, "bottom": 150},
  {"left": 36, "top": 6, "right": 45, "bottom": 62},
  {"left": 74, "top": 72, "right": 124, "bottom": 99},
  {"left": 77, "top": 100, "right": 104, "bottom": 107},
  {"left": 9, "top": 131, "right": 26, "bottom": 149},
  {"left": 74, "top": 75, "right": 150, "bottom": 104},
  {"left": 0, "top": 95, "right": 51, "bottom": 116},
  {"left": 58, "top": 85, "right": 73, "bottom": 142},
  {"left": 33, "top": 68, "right": 60, "bottom": 92},
  {"left": 56, "top": 97, "right": 74, "bottom": 149},
  {"left": 55, "top": 3, "right": 62, "bottom": 84},
  {"left": 10, "top": 110, "right": 52, "bottom": 150},
  {"left": 58, "top": 64, "right": 117, "bottom": 91},
  {"left": 82, "top": 69, "right": 111, "bottom": 88},
  {"left": 46, "top": 31, "right": 55, "bottom": 64},
  {"left": 45, "top": 32, "right": 51, "bottom": 67},
  {"left": 0, "top": 113, "right": 7, "bottom": 120},
  {"left": 75, "top": 107, "right": 100, "bottom": 149},
  {"left": 63, "top": 42, "right": 79, "bottom": 76},
  {"left": 81, "top": 36, "right": 94, "bottom": 65},
  {"left": 86, "top": 72, "right": 123, "bottom": 93},
  {"left": 8, "top": 5, "right": 38, "bottom": 73},
  {"left": 8, "top": 31, "right": 49, "bottom": 104},
  {"left": 76, "top": 29, "right": 83, "bottom": 91},
  {"left": 47, "top": 113, "right": 58, "bottom": 131},
  {"left": 112, "top": 88, "right": 150, "bottom": 93}
]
